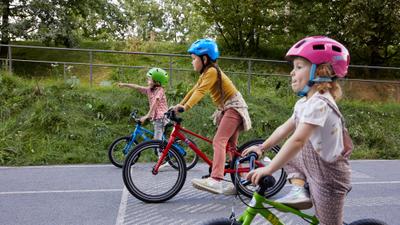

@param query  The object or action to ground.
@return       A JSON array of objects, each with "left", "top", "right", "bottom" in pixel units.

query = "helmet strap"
[
  {"left": 313, "top": 76, "right": 333, "bottom": 83},
  {"left": 199, "top": 55, "right": 211, "bottom": 74},
  {"left": 297, "top": 64, "right": 317, "bottom": 97}
]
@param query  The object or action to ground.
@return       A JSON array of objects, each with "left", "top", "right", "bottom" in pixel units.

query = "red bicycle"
[{"left": 122, "top": 109, "right": 287, "bottom": 203}]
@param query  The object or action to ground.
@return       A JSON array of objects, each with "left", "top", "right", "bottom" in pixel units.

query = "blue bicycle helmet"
[{"left": 188, "top": 39, "right": 220, "bottom": 61}]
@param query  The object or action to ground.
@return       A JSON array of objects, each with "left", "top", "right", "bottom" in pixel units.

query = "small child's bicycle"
[
  {"left": 108, "top": 110, "right": 199, "bottom": 169},
  {"left": 203, "top": 154, "right": 388, "bottom": 225},
  {"left": 122, "top": 108, "right": 287, "bottom": 203}
]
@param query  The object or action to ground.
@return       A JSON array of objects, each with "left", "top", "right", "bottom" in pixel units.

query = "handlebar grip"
[{"left": 258, "top": 175, "right": 276, "bottom": 188}]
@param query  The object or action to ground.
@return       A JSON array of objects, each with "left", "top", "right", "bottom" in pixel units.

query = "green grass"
[
  {"left": 1, "top": 72, "right": 399, "bottom": 166},
  {"left": 1, "top": 41, "right": 399, "bottom": 166}
]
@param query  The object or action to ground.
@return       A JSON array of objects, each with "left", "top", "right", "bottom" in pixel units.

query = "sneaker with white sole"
[
  {"left": 192, "top": 178, "right": 238, "bottom": 195},
  {"left": 192, "top": 177, "right": 223, "bottom": 194},
  {"left": 275, "top": 185, "right": 312, "bottom": 210},
  {"left": 222, "top": 182, "right": 237, "bottom": 195}
]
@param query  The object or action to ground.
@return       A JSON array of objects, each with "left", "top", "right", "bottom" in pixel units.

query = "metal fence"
[{"left": 1, "top": 44, "right": 399, "bottom": 102}]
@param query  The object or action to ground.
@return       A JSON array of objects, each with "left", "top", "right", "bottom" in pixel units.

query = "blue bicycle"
[{"left": 108, "top": 110, "right": 199, "bottom": 169}]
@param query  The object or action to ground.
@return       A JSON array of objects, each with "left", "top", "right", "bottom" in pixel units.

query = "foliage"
[
  {"left": 195, "top": 0, "right": 285, "bottom": 56},
  {"left": 1, "top": 66, "right": 399, "bottom": 166},
  {"left": 284, "top": 0, "right": 400, "bottom": 67},
  {"left": 0, "top": 0, "right": 124, "bottom": 47},
  {"left": 1, "top": 0, "right": 400, "bottom": 68}
]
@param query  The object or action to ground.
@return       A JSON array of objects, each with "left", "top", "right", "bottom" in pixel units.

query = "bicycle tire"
[
  {"left": 230, "top": 139, "right": 287, "bottom": 198},
  {"left": 122, "top": 140, "right": 187, "bottom": 203},
  {"left": 348, "top": 218, "right": 388, "bottom": 225},
  {"left": 108, "top": 136, "right": 138, "bottom": 168},
  {"left": 168, "top": 138, "right": 199, "bottom": 170},
  {"left": 201, "top": 218, "right": 241, "bottom": 225}
]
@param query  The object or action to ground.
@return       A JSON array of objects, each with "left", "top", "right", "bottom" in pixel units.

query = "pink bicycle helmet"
[{"left": 286, "top": 36, "right": 350, "bottom": 78}]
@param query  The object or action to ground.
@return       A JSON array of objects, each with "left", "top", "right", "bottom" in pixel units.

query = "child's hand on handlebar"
[
  {"left": 241, "top": 145, "right": 263, "bottom": 158},
  {"left": 172, "top": 104, "right": 185, "bottom": 113},
  {"left": 139, "top": 116, "right": 148, "bottom": 123},
  {"left": 246, "top": 167, "right": 271, "bottom": 185}
]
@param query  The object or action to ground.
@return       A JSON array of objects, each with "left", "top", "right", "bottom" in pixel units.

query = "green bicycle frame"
[{"left": 238, "top": 192, "right": 319, "bottom": 225}]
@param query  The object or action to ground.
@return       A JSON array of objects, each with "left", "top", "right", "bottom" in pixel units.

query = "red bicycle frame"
[{"left": 154, "top": 122, "right": 264, "bottom": 174}]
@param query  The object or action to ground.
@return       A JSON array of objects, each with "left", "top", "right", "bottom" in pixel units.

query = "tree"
[
  {"left": 0, "top": 0, "right": 125, "bottom": 47},
  {"left": 120, "top": 0, "right": 163, "bottom": 41},
  {"left": 284, "top": 0, "right": 400, "bottom": 66},
  {"left": 195, "top": 0, "right": 285, "bottom": 56},
  {"left": 340, "top": 0, "right": 400, "bottom": 66},
  {"left": 159, "top": 0, "right": 210, "bottom": 43}
]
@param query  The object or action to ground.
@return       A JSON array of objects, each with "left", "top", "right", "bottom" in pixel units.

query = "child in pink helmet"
[{"left": 243, "top": 36, "right": 352, "bottom": 225}]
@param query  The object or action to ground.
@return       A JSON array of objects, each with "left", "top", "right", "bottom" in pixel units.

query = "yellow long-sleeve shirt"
[{"left": 180, "top": 67, "right": 238, "bottom": 111}]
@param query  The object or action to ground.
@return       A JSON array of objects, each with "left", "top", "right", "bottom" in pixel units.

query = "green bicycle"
[{"left": 204, "top": 154, "right": 387, "bottom": 225}]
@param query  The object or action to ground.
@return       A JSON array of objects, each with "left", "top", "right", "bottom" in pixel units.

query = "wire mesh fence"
[{"left": 1, "top": 44, "right": 399, "bottom": 102}]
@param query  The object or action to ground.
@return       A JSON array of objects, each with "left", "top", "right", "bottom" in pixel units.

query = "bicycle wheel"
[
  {"left": 122, "top": 140, "right": 187, "bottom": 203},
  {"left": 108, "top": 136, "right": 138, "bottom": 168},
  {"left": 168, "top": 138, "right": 199, "bottom": 170},
  {"left": 230, "top": 139, "right": 287, "bottom": 198},
  {"left": 349, "top": 219, "right": 388, "bottom": 225},
  {"left": 202, "top": 218, "right": 241, "bottom": 225}
]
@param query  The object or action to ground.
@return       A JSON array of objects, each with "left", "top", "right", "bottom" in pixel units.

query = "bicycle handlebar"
[
  {"left": 130, "top": 110, "right": 138, "bottom": 119},
  {"left": 129, "top": 110, "right": 143, "bottom": 124},
  {"left": 237, "top": 153, "right": 276, "bottom": 191},
  {"left": 239, "top": 152, "right": 258, "bottom": 172},
  {"left": 164, "top": 107, "right": 184, "bottom": 123},
  {"left": 237, "top": 152, "right": 258, "bottom": 186},
  {"left": 259, "top": 175, "right": 276, "bottom": 189}
]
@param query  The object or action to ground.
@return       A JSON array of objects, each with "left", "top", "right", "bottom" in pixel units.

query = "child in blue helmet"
[{"left": 173, "top": 39, "right": 252, "bottom": 195}]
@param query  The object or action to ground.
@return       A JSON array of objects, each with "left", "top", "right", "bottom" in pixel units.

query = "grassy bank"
[{"left": 1, "top": 72, "right": 399, "bottom": 166}]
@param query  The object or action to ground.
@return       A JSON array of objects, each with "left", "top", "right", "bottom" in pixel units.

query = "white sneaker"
[
  {"left": 192, "top": 177, "right": 223, "bottom": 194},
  {"left": 222, "top": 182, "right": 237, "bottom": 195},
  {"left": 275, "top": 185, "right": 312, "bottom": 210},
  {"left": 192, "top": 178, "right": 238, "bottom": 195}
]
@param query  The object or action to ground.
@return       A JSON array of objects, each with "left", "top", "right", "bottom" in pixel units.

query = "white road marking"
[
  {"left": 115, "top": 187, "right": 129, "bottom": 225},
  {"left": 0, "top": 188, "right": 122, "bottom": 195},
  {"left": 0, "top": 164, "right": 114, "bottom": 169}
]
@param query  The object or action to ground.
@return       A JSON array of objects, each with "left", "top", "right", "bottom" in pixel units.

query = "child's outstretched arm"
[{"left": 118, "top": 82, "right": 147, "bottom": 91}]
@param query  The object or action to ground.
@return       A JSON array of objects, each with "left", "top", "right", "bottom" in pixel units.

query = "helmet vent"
[
  {"left": 332, "top": 45, "right": 342, "bottom": 52},
  {"left": 313, "top": 44, "right": 325, "bottom": 50},
  {"left": 295, "top": 40, "right": 306, "bottom": 48}
]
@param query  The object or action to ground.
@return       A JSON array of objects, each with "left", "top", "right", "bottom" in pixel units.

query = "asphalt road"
[{"left": 1, "top": 160, "right": 399, "bottom": 225}]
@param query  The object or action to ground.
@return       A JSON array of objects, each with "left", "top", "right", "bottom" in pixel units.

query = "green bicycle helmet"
[{"left": 146, "top": 68, "right": 169, "bottom": 86}]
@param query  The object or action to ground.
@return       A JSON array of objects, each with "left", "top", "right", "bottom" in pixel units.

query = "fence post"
[
  {"left": 247, "top": 60, "right": 252, "bottom": 95},
  {"left": 8, "top": 45, "right": 12, "bottom": 74},
  {"left": 63, "top": 63, "right": 66, "bottom": 80},
  {"left": 89, "top": 51, "right": 93, "bottom": 87},
  {"left": 169, "top": 56, "right": 173, "bottom": 88}
]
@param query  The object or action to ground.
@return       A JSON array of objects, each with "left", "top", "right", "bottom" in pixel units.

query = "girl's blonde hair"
[{"left": 314, "top": 63, "right": 343, "bottom": 100}]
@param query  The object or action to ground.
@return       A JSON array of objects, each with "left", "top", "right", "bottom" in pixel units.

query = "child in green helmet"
[{"left": 118, "top": 67, "right": 169, "bottom": 140}]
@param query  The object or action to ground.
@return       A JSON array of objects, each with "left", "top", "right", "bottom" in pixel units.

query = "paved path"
[{"left": 1, "top": 160, "right": 399, "bottom": 225}]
